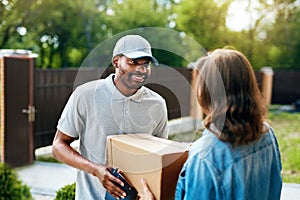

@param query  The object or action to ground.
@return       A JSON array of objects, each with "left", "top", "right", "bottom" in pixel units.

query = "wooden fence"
[
  {"left": 272, "top": 71, "right": 300, "bottom": 104},
  {"left": 34, "top": 67, "right": 300, "bottom": 149}
]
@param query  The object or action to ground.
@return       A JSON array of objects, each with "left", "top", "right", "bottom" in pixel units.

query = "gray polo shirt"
[{"left": 57, "top": 74, "right": 168, "bottom": 199}]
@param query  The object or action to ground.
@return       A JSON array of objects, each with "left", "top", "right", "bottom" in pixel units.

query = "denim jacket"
[{"left": 175, "top": 124, "right": 282, "bottom": 200}]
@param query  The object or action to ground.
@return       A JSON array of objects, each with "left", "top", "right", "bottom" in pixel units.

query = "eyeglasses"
[{"left": 127, "top": 58, "right": 151, "bottom": 68}]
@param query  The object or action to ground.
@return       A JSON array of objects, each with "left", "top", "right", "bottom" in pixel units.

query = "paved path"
[
  {"left": 281, "top": 183, "right": 300, "bottom": 200},
  {"left": 17, "top": 161, "right": 76, "bottom": 200}
]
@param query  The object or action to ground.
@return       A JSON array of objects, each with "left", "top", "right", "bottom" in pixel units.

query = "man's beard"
[{"left": 121, "top": 70, "right": 148, "bottom": 90}]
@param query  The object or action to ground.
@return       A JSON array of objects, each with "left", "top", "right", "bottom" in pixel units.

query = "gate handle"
[{"left": 22, "top": 105, "right": 36, "bottom": 123}]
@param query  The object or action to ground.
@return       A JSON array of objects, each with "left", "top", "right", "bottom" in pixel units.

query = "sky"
[
  {"left": 226, "top": 0, "right": 261, "bottom": 31},
  {"left": 225, "top": 0, "right": 288, "bottom": 32}
]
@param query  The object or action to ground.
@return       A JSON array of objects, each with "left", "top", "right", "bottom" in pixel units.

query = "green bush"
[
  {"left": 55, "top": 182, "right": 76, "bottom": 200},
  {"left": 0, "top": 163, "right": 32, "bottom": 200}
]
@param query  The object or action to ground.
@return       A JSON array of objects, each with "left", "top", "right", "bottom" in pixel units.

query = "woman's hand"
[{"left": 139, "top": 179, "right": 155, "bottom": 200}]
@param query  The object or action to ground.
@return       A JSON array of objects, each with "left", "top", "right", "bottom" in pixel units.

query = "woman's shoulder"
[
  {"left": 187, "top": 129, "right": 237, "bottom": 170},
  {"left": 188, "top": 129, "right": 221, "bottom": 159}
]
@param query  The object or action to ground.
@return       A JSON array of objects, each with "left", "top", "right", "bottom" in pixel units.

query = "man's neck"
[{"left": 113, "top": 75, "right": 138, "bottom": 97}]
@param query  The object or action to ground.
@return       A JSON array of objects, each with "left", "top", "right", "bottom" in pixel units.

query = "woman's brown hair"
[{"left": 196, "top": 49, "right": 267, "bottom": 146}]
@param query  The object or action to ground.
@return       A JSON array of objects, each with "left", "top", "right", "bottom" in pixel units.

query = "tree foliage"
[
  {"left": 24, "top": 0, "right": 109, "bottom": 68},
  {"left": 175, "top": 0, "right": 231, "bottom": 50},
  {"left": 265, "top": 0, "right": 300, "bottom": 69},
  {"left": 0, "top": 0, "right": 299, "bottom": 70},
  {"left": 107, "top": 0, "right": 170, "bottom": 33}
]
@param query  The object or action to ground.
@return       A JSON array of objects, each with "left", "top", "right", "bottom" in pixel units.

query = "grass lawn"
[{"left": 268, "top": 106, "right": 300, "bottom": 184}]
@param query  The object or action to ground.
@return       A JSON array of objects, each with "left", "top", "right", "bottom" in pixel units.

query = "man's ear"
[{"left": 112, "top": 56, "right": 119, "bottom": 68}]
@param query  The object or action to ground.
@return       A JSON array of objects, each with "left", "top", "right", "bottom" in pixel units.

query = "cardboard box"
[{"left": 106, "top": 134, "right": 189, "bottom": 200}]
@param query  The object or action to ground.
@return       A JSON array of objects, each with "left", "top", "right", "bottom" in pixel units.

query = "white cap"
[{"left": 112, "top": 35, "right": 158, "bottom": 65}]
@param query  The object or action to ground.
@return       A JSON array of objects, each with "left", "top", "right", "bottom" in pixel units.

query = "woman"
[{"left": 140, "top": 49, "right": 282, "bottom": 200}]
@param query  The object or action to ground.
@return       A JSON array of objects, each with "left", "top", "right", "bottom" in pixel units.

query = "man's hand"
[
  {"left": 94, "top": 165, "right": 127, "bottom": 199},
  {"left": 139, "top": 179, "right": 155, "bottom": 200},
  {"left": 52, "top": 130, "right": 126, "bottom": 199}
]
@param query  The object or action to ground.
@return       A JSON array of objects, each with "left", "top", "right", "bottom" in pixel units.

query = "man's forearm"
[{"left": 52, "top": 133, "right": 100, "bottom": 176}]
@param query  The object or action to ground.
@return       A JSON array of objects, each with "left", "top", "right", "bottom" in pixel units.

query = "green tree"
[
  {"left": 107, "top": 0, "right": 169, "bottom": 32},
  {"left": 221, "top": 0, "right": 300, "bottom": 70},
  {"left": 265, "top": 0, "right": 300, "bottom": 69},
  {"left": 105, "top": 0, "right": 193, "bottom": 66},
  {"left": 235, "top": 0, "right": 277, "bottom": 68},
  {"left": 2, "top": 0, "right": 299, "bottom": 69},
  {"left": 25, "top": 0, "right": 106, "bottom": 68},
  {"left": 0, "top": 0, "right": 34, "bottom": 48},
  {"left": 175, "top": 0, "right": 231, "bottom": 51}
]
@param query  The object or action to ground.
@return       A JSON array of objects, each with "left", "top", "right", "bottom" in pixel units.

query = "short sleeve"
[{"left": 57, "top": 88, "right": 87, "bottom": 138}]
